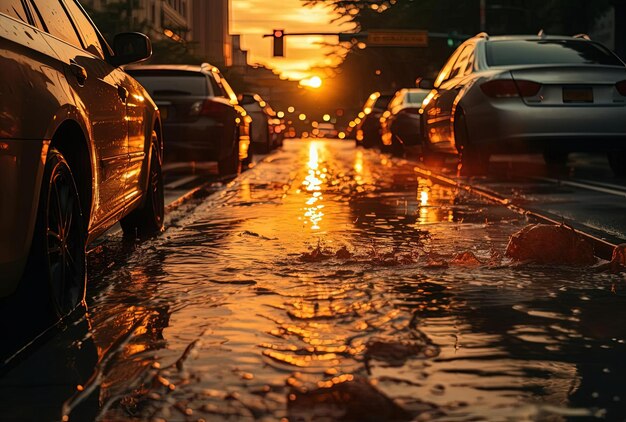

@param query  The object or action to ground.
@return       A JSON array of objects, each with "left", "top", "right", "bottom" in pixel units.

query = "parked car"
[
  {"left": 0, "top": 0, "right": 163, "bottom": 318},
  {"left": 238, "top": 92, "right": 282, "bottom": 153},
  {"left": 126, "top": 64, "right": 251, "bottom": 174},
  {"left": 379, "top": 88, "right": 431, "bottom": 156},
  {"left": 421, "top": 32, "right": 626, "bottom": 175},
  {"left": 355, "top": 92, "right": 393, "bottom": 148}
]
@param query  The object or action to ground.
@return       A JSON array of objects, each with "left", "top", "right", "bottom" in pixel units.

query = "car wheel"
[
  {"left": 608, "top": 151, "right": 626, "bottom": 177},
  {"left": 253, "top": 125, "right": 270, "bottom": 154},
  {"left": 455, "top": 110, "right": 489, "bottom": 176},
  {"left": 543, "top": 151, "right": 569, "bottom": 166},
  {"left": 460, "top": 147, "right": 490, "bottom": 176},
  {"left": 218, "top": 131, "right": 241, "bottom": 176},
  {"left": 391, "top": 134, "right": 405, "bottom": 158},
  {"left": 242, "top": 140, "right": 253, "bottom": 170},
  {"left": 121, "top": 136, "right": 165, "bottom": 237},
  {"left": 32, "top": 148, "right": 86, "bottom": 317}
]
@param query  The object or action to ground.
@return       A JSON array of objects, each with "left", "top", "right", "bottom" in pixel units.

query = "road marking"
[
  {"left": 533, "top": 177, "right": 626, "bottom": 199},
  {"left": 413, "top": 166, "right": 620, "bottom": 260},
  {"left": 165, "top": 175, "right": 200, "bottom": 190}
]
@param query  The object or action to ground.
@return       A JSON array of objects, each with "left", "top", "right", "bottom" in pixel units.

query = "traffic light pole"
[{"left": 264, "top": 31, "right": 469, "bottom": 57}]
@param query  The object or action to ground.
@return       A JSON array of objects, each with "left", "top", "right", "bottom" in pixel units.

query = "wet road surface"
[{"left": 2, "top": 139, "right": 626, "bottom": 421}]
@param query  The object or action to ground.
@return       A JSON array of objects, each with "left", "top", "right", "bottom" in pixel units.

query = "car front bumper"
[{"left": 0, "top": 139, "right": 48, "bottom": 297}]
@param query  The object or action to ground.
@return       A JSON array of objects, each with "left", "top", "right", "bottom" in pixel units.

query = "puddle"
[{"left": 2, "top": 140, "right": 626, "bottom": 421}]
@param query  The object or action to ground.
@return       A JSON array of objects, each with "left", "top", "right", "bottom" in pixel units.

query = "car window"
[
  {"left": 373, "top": 94, "right": 393, "bottom": 110},
  {"left": 434, "top": 45, "right": 465, "bottom": 87},
  {"left": 0, "top": 0, "right": 28, "bottom": 23},
  {"left": 30, "top": 0, "right": 82, "bottom": 48},
  {"left": 406, "top": 91, "right": 429, "bottom": 104},
  {"left": 464, "top": 50, "right": 475, "bottom": 75},
  {"left": 213, "top": 70, "right": 238, "bottom": 103},
  {"left": 486, "top": 40, "right": 623, "bottom": 67},
  {"left": 128, "top": 72, "right": 208, "bottom": 97},
  {"left": 239, "top": 94, "right": 256, "bottom": 105},
  {"left": 207, "top": 73, "right": 225, "bottom": 97},
  {"left": 388, "top": 92, "right": 403, "bottom": 109},
  {"left": 62, "top": 0, "right": 104, "bottom": 58},
  {"left": 448, "top": 45, "right": 472, "bottom": 80}
]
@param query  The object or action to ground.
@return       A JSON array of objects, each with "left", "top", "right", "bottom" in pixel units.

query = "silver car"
[
  {"left": 380, "top": 88, "right": 431, "bottom": 156},
  {"left": 421, "top": 33, "right": 626, "bottom": 175}
]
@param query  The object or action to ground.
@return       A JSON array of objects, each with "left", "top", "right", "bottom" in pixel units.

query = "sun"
[{"left": 300, "top": 76, "right": 323, "bottom": 89}]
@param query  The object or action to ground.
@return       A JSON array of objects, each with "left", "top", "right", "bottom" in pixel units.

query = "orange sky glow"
[{"left": 231, "top": 0, "right": 355, "bottom": 81}]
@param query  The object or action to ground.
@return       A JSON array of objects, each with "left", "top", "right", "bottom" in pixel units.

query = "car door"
[
  {"left": 425, "top": 44, "right": 474, "bottom": 153},
  {"left": 28, "top": 0, "right": 129, "bottom": 228}
]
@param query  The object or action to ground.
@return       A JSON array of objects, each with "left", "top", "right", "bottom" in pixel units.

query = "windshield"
[
  {"left": 129, "top": 72, "right": 208, "bottom": 96},
  {"left": 374, "top": 94, "right": 393, "bottom": 110},
  {"left": 407, "top": 91, "right": 429, "bottom": 104},
  {"left": 486, "top": 40, "right": 623, "bottom": 67}
]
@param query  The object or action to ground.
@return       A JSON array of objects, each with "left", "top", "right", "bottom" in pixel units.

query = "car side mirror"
[
  {"left": 416, "top": 78, "right": 434, "bottom": 89},
  {"left": 111, "top": 32, "right": 152, "bottom": 67}
]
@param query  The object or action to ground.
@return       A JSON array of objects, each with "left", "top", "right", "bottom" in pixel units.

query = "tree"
[
  {"left": 303, "top": 0, "right": 614, "bottom": 113},
  {"left": 82, "top": 0, "right": 201, "bottom": 64}
]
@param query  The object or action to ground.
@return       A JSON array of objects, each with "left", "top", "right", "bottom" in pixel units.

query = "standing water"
[{"left": 2, "top": 140, "right": 625, "bottom": 421}]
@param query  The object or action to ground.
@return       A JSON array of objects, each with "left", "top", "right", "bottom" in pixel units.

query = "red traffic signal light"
[{"left": 273, "top": 29, "right": 284, "bottom": 57}]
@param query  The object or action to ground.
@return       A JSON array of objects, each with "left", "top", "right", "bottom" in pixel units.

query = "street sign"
[{"left": 367, "top": 30, "right": 428, "bottom": 47}]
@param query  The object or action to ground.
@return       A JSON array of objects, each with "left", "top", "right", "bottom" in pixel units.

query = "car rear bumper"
[
  {"left": 467, "top": 101, "right": 626, "bottom": 154},
  {"left": 0, "top": 139, "right": 48, "bottom": 297},
  {"left": 162, "top": 120, "right": 224, "bottom": 161}
]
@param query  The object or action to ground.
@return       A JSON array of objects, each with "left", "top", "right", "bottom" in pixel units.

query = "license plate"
[{"left": 563, "top": 87, "right": 593, "bottom": 103}]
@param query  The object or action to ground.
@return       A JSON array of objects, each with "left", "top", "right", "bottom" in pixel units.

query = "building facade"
[
  {"left": 83, "top": 0, "right": 242, "bottom": 68},
  {"left": 192, "top": 0, "right": 232, "bottom": 66},
  {"left": 82, "top": 0, "right": 193, "bottom": 43}
]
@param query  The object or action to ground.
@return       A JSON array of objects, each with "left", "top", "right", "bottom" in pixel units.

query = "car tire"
[
  {"left": 608, "top": 151, "right": 626, "bottom": 177},
  {"left": 254, "top": 125, "right": 271, "bottom": 154},
  {"left": 455, "top": 110, "right": 489, "bottom": 176},
  {"left": 391, "top": 134, "right": 405, "bottom": 158},
  {"left": 460, "top": 147, "right": 489, "bottom": 176},
  {"left": 120, "top": 138, "right": 165, "bottom": 237},
  {"left": 242, "top": 142, "right": 253, "bottom": 170},
  {"left": 30, "top": 147, "right": 86, "bottom": 318},
  {"left": 218, "top": 133, "right": 241, "bottom": 176},
  {"left": 543, "top": 151, "right": 568, "bottom": 166}
]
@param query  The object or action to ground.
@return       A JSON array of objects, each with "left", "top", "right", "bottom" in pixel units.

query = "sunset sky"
[{"left": 230, "top": 0, "right": 355, "bottom": 81}]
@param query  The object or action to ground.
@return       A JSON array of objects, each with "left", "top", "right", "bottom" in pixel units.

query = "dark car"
[
  {"left": 379, "top": 88, "right": 431, "bottom": 156},
  {"left": 355, "top": 92, "right": 393, "bottom": 148},
  {"left": 238, "top": 92, "right": 282, "bottom": 153},
  {"left": 126, "top": 64, "right": 251, "bottom": 175},
  {"left": 0, "top": 0, "right": 163, "bottom": 318}
]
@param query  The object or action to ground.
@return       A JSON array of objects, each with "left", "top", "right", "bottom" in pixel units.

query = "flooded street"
[{"left": 3, "top": 139, "right": 626, "bottom": 421}]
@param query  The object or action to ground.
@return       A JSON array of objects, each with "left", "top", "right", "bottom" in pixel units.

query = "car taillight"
[
  {"left": 190, "top": 99, "right": 225, "bottom": 117},
  {"left": 480, "top": 80, "right": 541, "bottom": 98},
  {"left": 616, "top": 80, "right": 626, "bottom": 96}
]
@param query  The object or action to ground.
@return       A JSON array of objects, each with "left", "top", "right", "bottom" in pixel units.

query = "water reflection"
[
  {"left": 3, "top": 140, "right": 626, "bottom": 420},
  {"left": 302, "top": 141, "right": 326, "bottom": 231}
]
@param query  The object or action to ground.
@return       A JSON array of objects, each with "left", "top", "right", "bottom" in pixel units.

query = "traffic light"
[{"left": 273, "top": 29, "right": 284, "bottom": 57}]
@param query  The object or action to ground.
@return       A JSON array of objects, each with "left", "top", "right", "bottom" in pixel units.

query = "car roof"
[
  {"left": 124, "top": 63, "right": 218, "bottom": 74},
  {"left": 475, "top": 34, "right": 591, "bottom": 43}
]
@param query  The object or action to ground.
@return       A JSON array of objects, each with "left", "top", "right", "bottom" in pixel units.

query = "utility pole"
[
  {"left": 614, "top": 0, "right": 626, "bottom": 60},
  {"left": 480, "top": 0, "right": 486, "bottom": 32},
  {"left": 127, "top": 0, "right": 133, "bottom": 30}
]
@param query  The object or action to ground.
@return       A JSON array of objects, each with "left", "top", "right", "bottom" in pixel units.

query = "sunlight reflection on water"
[{"left": 52, "top": 139, "right": 626, "bottom": 421}]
